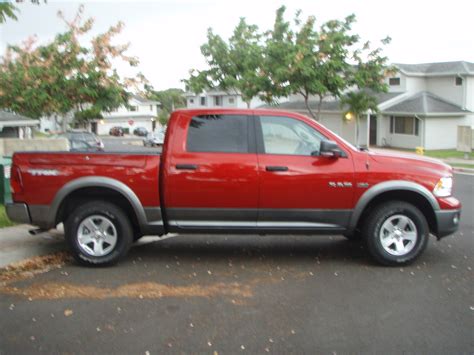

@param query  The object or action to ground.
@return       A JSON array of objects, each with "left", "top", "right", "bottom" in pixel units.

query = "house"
[
  {"left": 94, "top": 95, "right": 161, "bottom": 135},
  {"left": 39, "top": 95, "right": 162, "bottom": 135},
  {"left": 270, "top": 61, "right": 474, "bottom": 150},
  {"left": 185, "top": 88, "right": 268, "bottom": 109},
  {"left": 0, "top": 110, "right": 39, "bottom": 139}
]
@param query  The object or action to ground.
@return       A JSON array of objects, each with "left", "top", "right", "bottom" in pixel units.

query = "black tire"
[
  {"left": 362, "top": 201, "right": 429, "bottom": 266},
  {"left": 64, "top": 200, "right": 133, "bottom": 266}
]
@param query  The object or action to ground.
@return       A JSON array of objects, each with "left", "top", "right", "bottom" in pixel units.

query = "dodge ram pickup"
[{"left": 6, "top": 109, "right": 461, "bottom": 266}]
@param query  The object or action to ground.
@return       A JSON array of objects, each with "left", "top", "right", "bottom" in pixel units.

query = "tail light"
[{"left": 10, "top": 165, "right": 23, "bottom": 194}]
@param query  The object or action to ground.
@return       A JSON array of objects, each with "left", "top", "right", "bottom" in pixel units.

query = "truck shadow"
[{"left": 130, "top": 234, "right": 370, "bottom": 266}]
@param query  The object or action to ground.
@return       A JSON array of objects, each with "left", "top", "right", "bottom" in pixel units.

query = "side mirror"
[{"left": 320, "top": 140, "right": 342, "bottom": 158}]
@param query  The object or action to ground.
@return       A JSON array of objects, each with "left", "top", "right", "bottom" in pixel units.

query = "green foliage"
[
  {"left": 0, "top": 205, "right": 15, "bottom": 228},
  {"left": 185, "top": 6, "right": 392, "bottom": 119},
  {"left": 340, "top": 91, "right": 379, "bottom": 146},
  {"left": 184, "top": 18, "right": 267, "bottom": 108},
  {"left": 146, "top": 87, "right": 185, "bottom": 127},
  {"left": 0, "top": 3, "right": 18, "bottom": 23},
  {"left": 0, "top": 5, "right": 146, "bottom": 129}
]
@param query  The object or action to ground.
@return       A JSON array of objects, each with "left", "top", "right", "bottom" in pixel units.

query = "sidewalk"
[{"left": 0, "top": 225, "right": 66, "bottom": 268}]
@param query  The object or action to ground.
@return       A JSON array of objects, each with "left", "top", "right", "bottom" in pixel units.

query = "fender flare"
[
  {"left": 49, "top": 176, "right": 148, "bottom": 228},
  {"left": 348, "top": 180, "right": 440, "bottom": 231}
]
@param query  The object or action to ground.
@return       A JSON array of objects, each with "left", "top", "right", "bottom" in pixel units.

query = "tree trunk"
[
  {"left": 304, "top": 95, "right": 316, "bottom": 120},
  {"left": 316, "top": 94, "right": 323, "bottom": 122},
  {"left": 355, "top": 114, "right": 360, "bottom": 147},
  {"left": 246, "top": 101, "right": 251, "bottom": 109}
]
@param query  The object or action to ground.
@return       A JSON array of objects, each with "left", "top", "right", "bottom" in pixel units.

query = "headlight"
[{"left": 433, "top": 176, "right": 453, "bottom": 197}]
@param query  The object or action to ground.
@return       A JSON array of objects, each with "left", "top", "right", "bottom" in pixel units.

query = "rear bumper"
[
  {"left": 435, "top": 209, "right": 461, "bottom": 239},
  {"left": 6, "top": 202, "right": 31, "bottom": 224}
]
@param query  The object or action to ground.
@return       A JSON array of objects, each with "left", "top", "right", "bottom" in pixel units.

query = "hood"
[{"left": 368, "top": 149, "right": 453, "bottom": 176}]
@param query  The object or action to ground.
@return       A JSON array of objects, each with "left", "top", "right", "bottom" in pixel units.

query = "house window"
[
  {"left": 214, "top": 96, "right": 222, "bottom": 106},
  {"left": 389, "top": 77, "right": 400, "bottom": 86},
  {"left": 150, "top": 105, "right": 153, "bottom": 111},
  {"left": 130, "top": 106, "right": 138, "bottom": 112},
  {"left": 390, "top": 116, "right": 419, "bottom": 135},
  {"left": 455, "top": 77, "right": 463, "bottom": 86},
  {"left": 200, "top": 97, "right": 206, "bottom": 106},
  {"left": 189, "top": 98, "right": 194, "bottom": 104},
  {"left": 228, "top": 97, "right": 235, "bottom": 104}
]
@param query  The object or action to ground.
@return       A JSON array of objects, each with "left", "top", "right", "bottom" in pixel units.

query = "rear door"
[
  {"left": 256, "top": 114, "right": 355, "bottom": 231},
  {"left": 164, "top": 112, "right": 259, "bottom": 231}
]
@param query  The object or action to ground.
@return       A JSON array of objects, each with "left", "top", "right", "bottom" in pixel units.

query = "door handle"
[
  {"left": 176, "top": 164, "right": 198, "bottom": 170},
  {"left": 266, "top": 166, "right": 288, "bottom": 172}
]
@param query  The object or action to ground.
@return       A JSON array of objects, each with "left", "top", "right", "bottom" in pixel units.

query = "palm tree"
[{"left": 340, "top": 91, "right": 378, "bottom": 147}]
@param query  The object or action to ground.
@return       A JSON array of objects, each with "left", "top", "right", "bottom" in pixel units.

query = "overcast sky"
[{"left": 1, "top": 0, "right": 473, "bottom": 90}]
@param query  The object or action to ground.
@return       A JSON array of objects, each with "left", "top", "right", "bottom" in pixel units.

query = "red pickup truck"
[{"left": 6, "top": 109, "right": 461, "bottom": 266}]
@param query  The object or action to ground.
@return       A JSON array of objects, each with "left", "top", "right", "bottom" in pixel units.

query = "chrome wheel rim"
[
  {"left": 77, "top": 215, "right": 117, "bottom": 257},
  {"left": 379, "top": 214, "right": 417, "bottom": 256}
]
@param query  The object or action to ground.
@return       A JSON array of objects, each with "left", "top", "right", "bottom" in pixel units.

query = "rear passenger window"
[{"left": 187, "top": 115, "right": 249, "bottom": 153}]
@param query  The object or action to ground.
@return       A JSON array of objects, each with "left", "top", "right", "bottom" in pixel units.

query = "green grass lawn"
[
  {"left": 0, "top": 205, "right": 15, "bottom": 228},
  {"left": 448, "top": 163, "right": 474, "bottom": 169},
  {"left": 424, "top": 149, "right": 474, "bottom": 160}
]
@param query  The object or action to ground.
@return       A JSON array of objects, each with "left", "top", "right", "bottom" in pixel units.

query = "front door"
[
  {"left": 369, "top": 115, "right": 377, "bottom": 146},
  {"left": 256, "top": 114, "right": 355, "bottom": 231},
  {"left": 165, "top": 113, "right": 259, "bottom": 230}
]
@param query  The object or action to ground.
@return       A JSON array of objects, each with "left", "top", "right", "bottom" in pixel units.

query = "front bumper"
[
  {"left": 6, "top": 202, "right": 32, "bottom": 224},
  {"left": 435, "top": 209, "right": 461, "bottom": 239}
]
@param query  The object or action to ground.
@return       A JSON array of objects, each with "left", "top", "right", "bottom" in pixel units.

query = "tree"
[
  {"left": 1, "top": 1, "right": 46, "bottom": 24},
  {"left": 184, "top": 18, "right": 267, "bottom": 108},
  {"left": 0, "top": 5, "right": 146, "bottom": 130},
  {"left": 341, "top": 37, "right": 395, "bottom": 145},
  {"left": 340, "top": 91, "right": 378, "bottom": 146},
  {"left": 265, "top": 7, "right": 363, "bottom": 120},
  {"left": 0, "top": 3, "right": 18, "bottom": 23},
  {"left": 146, "top": 87, "right": 186, "bottom": 126}
]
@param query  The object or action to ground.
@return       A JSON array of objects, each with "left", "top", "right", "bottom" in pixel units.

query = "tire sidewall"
[
  {"left": 65, "top": 201, "right": 133, "bottom": 266},
  {"left": 365, "top": 202, "right": 429, "bottom": 265}
]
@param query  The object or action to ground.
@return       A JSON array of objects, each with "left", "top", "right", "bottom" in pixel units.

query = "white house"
[
  {"left": 184, "top": 89, "right": 268, "bottom": 109},
  {"left": 270, "top": 61, "right": 474, "bottom": 150},
  {"left": 39, "top": 95, "right": 161, "bottom": 135},
  {"left": 94, "top": 94, "right": 161, "bottom": 135}
]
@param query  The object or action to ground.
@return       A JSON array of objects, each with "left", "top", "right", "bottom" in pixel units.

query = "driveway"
[{"left": 0, "top": 173, "right": 472, "bottom": 353}]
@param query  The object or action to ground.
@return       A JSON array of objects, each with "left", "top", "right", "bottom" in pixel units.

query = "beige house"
[{"left": 270, "top": 61, "right": 474, "bottom": 150}]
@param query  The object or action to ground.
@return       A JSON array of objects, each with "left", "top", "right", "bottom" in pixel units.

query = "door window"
[
  {"left": 259, "top": 116, "right": 325, "bottom": 156},
  {"left": 187, "top": 114, "right": 249, "bottom": 153}
]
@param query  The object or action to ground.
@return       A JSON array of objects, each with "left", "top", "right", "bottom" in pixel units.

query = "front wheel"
[
  {"left": 65, "top": 201, "right": 133, "bottom": 266},
  {"left": 362, "top": 201, "right": 429, "bottom": 266}
]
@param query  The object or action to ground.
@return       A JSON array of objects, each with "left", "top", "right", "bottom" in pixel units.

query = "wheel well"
[
  {"left": 55, "top": 187, "right": 141, "bottom": 234},
  {"left": 356, "top": 190, "right": 437, "bottom": 234}
]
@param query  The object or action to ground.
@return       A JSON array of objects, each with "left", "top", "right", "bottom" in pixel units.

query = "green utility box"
[{"left": 0, "top": 157, "right": 12, "bottom": 204}]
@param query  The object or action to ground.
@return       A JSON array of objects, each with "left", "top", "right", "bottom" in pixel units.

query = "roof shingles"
[{"left": 381, "top": 92, "right": 469, "bottom": 115}]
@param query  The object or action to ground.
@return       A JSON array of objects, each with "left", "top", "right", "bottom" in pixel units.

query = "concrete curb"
[
  {"left": 0, "top": 225, "right": 66, "bottom": 268},
  {"left": 452, "top": 167, "right": 474, "bottom": 174}
]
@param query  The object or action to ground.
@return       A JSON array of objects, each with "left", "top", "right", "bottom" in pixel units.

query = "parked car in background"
[
  {"left": 143, "top": 130, "right": 165, "bottom": 147},
  {"left": 133, "top": 127, "right": 148, "bottom": 136},
  {"left": 109, "top": 126, "right": 124, "bottom": 136},
  {"left": 56, "top": 130, "right": 104, "bottom": 151},
  {"left": 69, "top": 130, "right": 104, "bottom": 149}
]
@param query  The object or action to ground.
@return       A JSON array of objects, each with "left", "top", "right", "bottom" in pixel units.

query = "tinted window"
[
  {"left": 259, "top": 116, "right": 325, "bottom": 156},
  {"left": 187, "top": 115, "right": 249, "bottom": 153}
]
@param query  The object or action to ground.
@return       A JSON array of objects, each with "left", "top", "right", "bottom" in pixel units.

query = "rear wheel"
[
  {"left": 363, "top": 201, "right": 429, "bottom": 266},
  {"left": 65, "top": 200, "right": 133, "bottom": 266}
]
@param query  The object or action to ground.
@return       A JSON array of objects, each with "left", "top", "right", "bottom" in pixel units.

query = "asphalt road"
[{"left": 0, "top": 174, "right": 472, "bottom": 354}]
